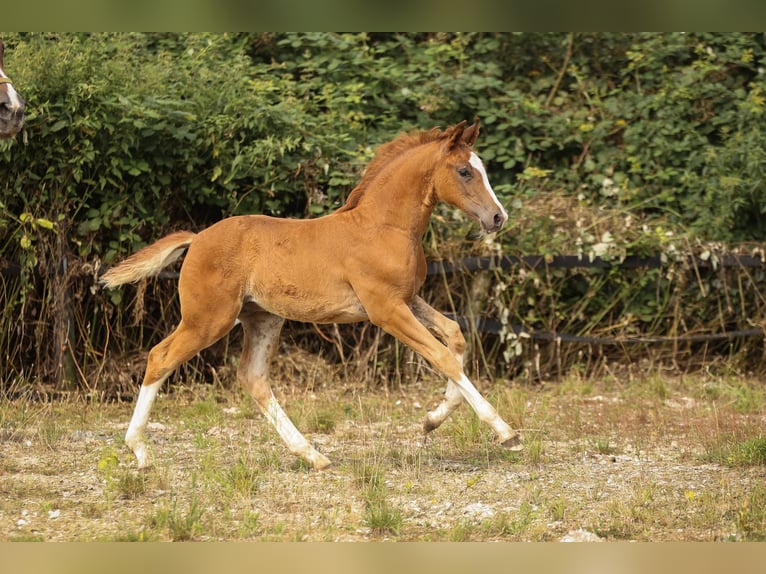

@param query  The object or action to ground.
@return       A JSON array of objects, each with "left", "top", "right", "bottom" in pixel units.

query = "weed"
[
  {"left": 480, "top": 511, "right": 529, "bottom": 539},
  {"left": 82, "top": 503, "right": 104, "bottom": 519},
  {"left": 97, "top": 446, "right": 120, "bottom": 475},
  {"left": 238, "top": 510, "right": 262, "bottom": 538},
  {"left": 548, "top": 496, "right": 567, "bottom": 522},
  {"left": 387, "top": 445, "right": 422, "bottom": 476},
  {"left": 351, "top": 457, "right": 384, "bottom": 490},
  {"left": 182, "top": 397, "right": 223, "bottom": 430},
  {"left": 141, "top": 469, "right": 206, "bottom": 541},
  {"left": 289, "top": 457, "right": 315, "bottom": 473},
  {"left": 729, "top": 384, "right": 765, "bottom": 415},
  {"left": 445, "top": 503, "right": 533, "bottom": 540},
  {"left": 351, "top": 456, "right": 403, "bottom": 536},
  {"left": 736, "top": 483, "right": 766, "bottom": 540},
  {"left": 306, "top": 407, "right": 338, "bottom": 434},
  {"left": 514, "top": 500, "right": 534, "bottom": 535},
  {"left": 113, "top": 528, "right": 158, "bottom": 542},
  {"left": 445, "top": 518, "right": 474, "bottom": 541},
  {"left": 446, "top": 411, "right": 484, "bottom": 451},
  {"left": 525, "top": 437, "right": 545, "bottom": 465},
  {"left": 723, "top": 437, "right": 766, "bottom": 467},
  {"left": 363, "top": 488, "right": 403, "bottom": 536},
  {"left": 598, "top": 490, "right": 656, "bottom": 540},
  {"left": 591, "top": 437, "right": 617, "bottom": 455},
  {"left": 9, "top": 534, "right": 45, "bottom": 542},
  {"left": 496, "top": 386, "right": 528, "bottom": 430},
  {"left": 464, "top": 501, "right": 537, "bottom": 540},
  {"left": 38, "top": 419, "right": 66, "bottom": 449},
  {"left": 192, "top": 430, "right": 214, "bottom": 450},
  {"left": 649, "top": 376, "right": 669, "bottom": 401},
  {"left": 701, "top": 378, "right": 766, "bottom": 414},
  {"left": 556, "top": 373, "right": 594, "bottom": 397},
  {"left": 39, "top": 500, "right": 56, "bottom": 514},
  {"left": 224, "top": 456, "right": 261, "bottom": 496},
  {"left": 115, "top": 470, "right": 148, "bottom": 499},
  {"left": 150, "top": 494, "right": 205, "bottom": 541},
  {"left": 96, "top": 445, "right": 121, "bottom": 508}
]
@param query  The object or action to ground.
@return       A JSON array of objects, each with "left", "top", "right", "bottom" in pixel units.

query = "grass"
[
  {"left": 219, "top": 454, "right": 262, "bottom": 496},
  {"left": 443, "top": 502, "right": 535, "bottom": 541},
  {"left": 351, "top": 454, "right": 404, "bottom": 536},
  {"left": 705, "top": 436, "right": 766, "bottom": 467},
  {"left": 1, "top": 369, "right": 766, "bottom": 541},
  {"left": 149, "top": 491, "right": 205, "bottom": 541},
  {"left": 590, "top": 436, "right": 617, "bottom": 456},
  {"left": 699, "top": 377, "right": 766, "bottom": 414}
]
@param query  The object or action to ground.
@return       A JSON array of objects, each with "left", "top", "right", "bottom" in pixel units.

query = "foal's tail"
[{"left": 99, "top": 231, "right": 196, "bottom": 289}]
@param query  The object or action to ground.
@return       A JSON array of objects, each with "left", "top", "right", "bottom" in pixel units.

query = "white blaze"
[
  {"left": 0, "top": 70, "right": 23, "bottom": 112},
  {"left": 469, "top": 152, "right": 507, "bottom": 218}
]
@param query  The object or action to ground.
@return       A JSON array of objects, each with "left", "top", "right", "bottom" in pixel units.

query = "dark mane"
[{"left": 336, "top": 126, "right": 447, "bottom": 213}]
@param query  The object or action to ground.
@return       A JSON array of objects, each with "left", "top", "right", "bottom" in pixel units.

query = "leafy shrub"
[{"left": 2, "top": 32, "right": 766, "bottom": 392}]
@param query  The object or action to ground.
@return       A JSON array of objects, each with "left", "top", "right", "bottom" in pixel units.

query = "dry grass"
[{"left": 1, "top": 363, "right": 765, "bottom": 542}]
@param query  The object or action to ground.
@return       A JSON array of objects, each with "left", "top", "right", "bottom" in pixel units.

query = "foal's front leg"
[
  {"left": 410, "top": 297, "right": 467, "bottom": 433},
  {"left": 370, "top": 298, "right": 522, "bottom": 449}
]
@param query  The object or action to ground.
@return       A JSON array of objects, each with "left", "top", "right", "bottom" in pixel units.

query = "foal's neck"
[{"left": 341, "top": 143, "right": 438, "bottom": 239}]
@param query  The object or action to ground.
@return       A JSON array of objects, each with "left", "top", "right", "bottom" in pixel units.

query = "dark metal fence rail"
[
  {"left": 426, "top": 253, "right": 766, "bottom": 345},
  {"left": 4, "top": 252, "right": 765, "bottom": 345},
  {"left": 3, "top": 252, "right": 764, "bottom": 278},
  {"left": 447, "top": 314, "right": 764, "bottom": 345},
  {"left": 425, "top": 253, "right": 766, "bottom": 275}
]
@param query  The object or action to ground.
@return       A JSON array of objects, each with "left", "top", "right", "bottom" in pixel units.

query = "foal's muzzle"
[
  {"left": 0, "top": 77, "right": 25, "bottom": 139},
  {"left": 480, "top": 208, "right": 508, "bottom": 234}
]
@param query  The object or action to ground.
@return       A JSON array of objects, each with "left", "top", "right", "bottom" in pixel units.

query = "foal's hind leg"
[
  {"left": 126, "top": 315, "right": 238, "bottom": 468},
  {"left": 237, "top": 307, "right": 332, "bottom": 470}
]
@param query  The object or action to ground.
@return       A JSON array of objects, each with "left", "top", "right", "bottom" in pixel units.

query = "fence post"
[{"left": 52, "top": 255, "right": 77, "bottom": 390}]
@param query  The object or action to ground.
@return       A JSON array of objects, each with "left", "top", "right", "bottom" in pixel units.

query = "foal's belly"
[{"left": 246, "top": 284, "right": 369, "bottom": 324}]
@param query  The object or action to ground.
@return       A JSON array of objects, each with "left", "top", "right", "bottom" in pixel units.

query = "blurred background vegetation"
[{"left": 2, "top": 32, "right": 766, "bottom": 395}]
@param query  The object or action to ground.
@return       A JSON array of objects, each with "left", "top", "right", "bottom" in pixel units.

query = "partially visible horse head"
[
  {"left": 433, "top": 120, "right": 508, "bottom": 234},
  {"left": 0, "top": 40, "right": 25, "bottom": 139}
]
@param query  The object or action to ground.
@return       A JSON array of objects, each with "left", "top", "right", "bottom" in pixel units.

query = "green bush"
[{"left": 2, "top": 32, "right": 766, "bottom": 392}]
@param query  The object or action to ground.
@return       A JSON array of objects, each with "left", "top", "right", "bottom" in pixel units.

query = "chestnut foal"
[{"left": 101, "top": 121, "right": 522, "bottom": 470}]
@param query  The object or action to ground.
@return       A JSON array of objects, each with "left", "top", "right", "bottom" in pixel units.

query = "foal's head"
[
  {"left": 0, "top": 40, "right": 25, "bottom": 139},
  {"left": 433, "top": 121, "right": 507, "bottom": 234}
]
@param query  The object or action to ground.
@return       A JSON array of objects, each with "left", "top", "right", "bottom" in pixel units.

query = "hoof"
[
  {"left": 312, "top": 454, "right": 333, "bottom": 471},
  {"left": 128, "top": 441, "right": 152, "bottom": 471},
  {"left": 423, "top": 417, "right": 438, "bottom": 434},
  {"left": 500, "top": 434, "right": 524, "bottom": 451}
]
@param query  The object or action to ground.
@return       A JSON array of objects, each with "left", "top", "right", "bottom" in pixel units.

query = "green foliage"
[
  {"left": 4, "top": 31, "right": 766, "bottom": 246},
  {"left": 2, "top": 32, "right": 766, "bottom": 391}
]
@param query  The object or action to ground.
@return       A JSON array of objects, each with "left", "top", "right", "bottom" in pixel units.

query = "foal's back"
[{"left": 179, "top": 214, "right": 371, "bottom": 324}]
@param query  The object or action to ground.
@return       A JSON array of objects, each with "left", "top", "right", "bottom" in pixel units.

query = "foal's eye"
[{"left": 458, "top": 167, "right": 472, "bottom": 179}]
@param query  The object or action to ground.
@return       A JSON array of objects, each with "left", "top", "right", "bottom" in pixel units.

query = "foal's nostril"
[{"left": 493, "top": 212, "right": 505, "bottom": 229}]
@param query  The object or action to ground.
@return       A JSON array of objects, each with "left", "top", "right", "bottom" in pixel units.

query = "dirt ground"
[{"left": 1, "top": 369, "right": 765, "bottom": 542}]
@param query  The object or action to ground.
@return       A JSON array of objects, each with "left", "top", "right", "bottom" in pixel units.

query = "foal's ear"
[
  {"left": 462, "top": 120, "right": 480, "bottom": 147},
  {"left": 444, "top": 120, "right": 468, "bottom": 150},
  {"left": 0, "top": 41, "right": 5, "bottom": 68}
]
